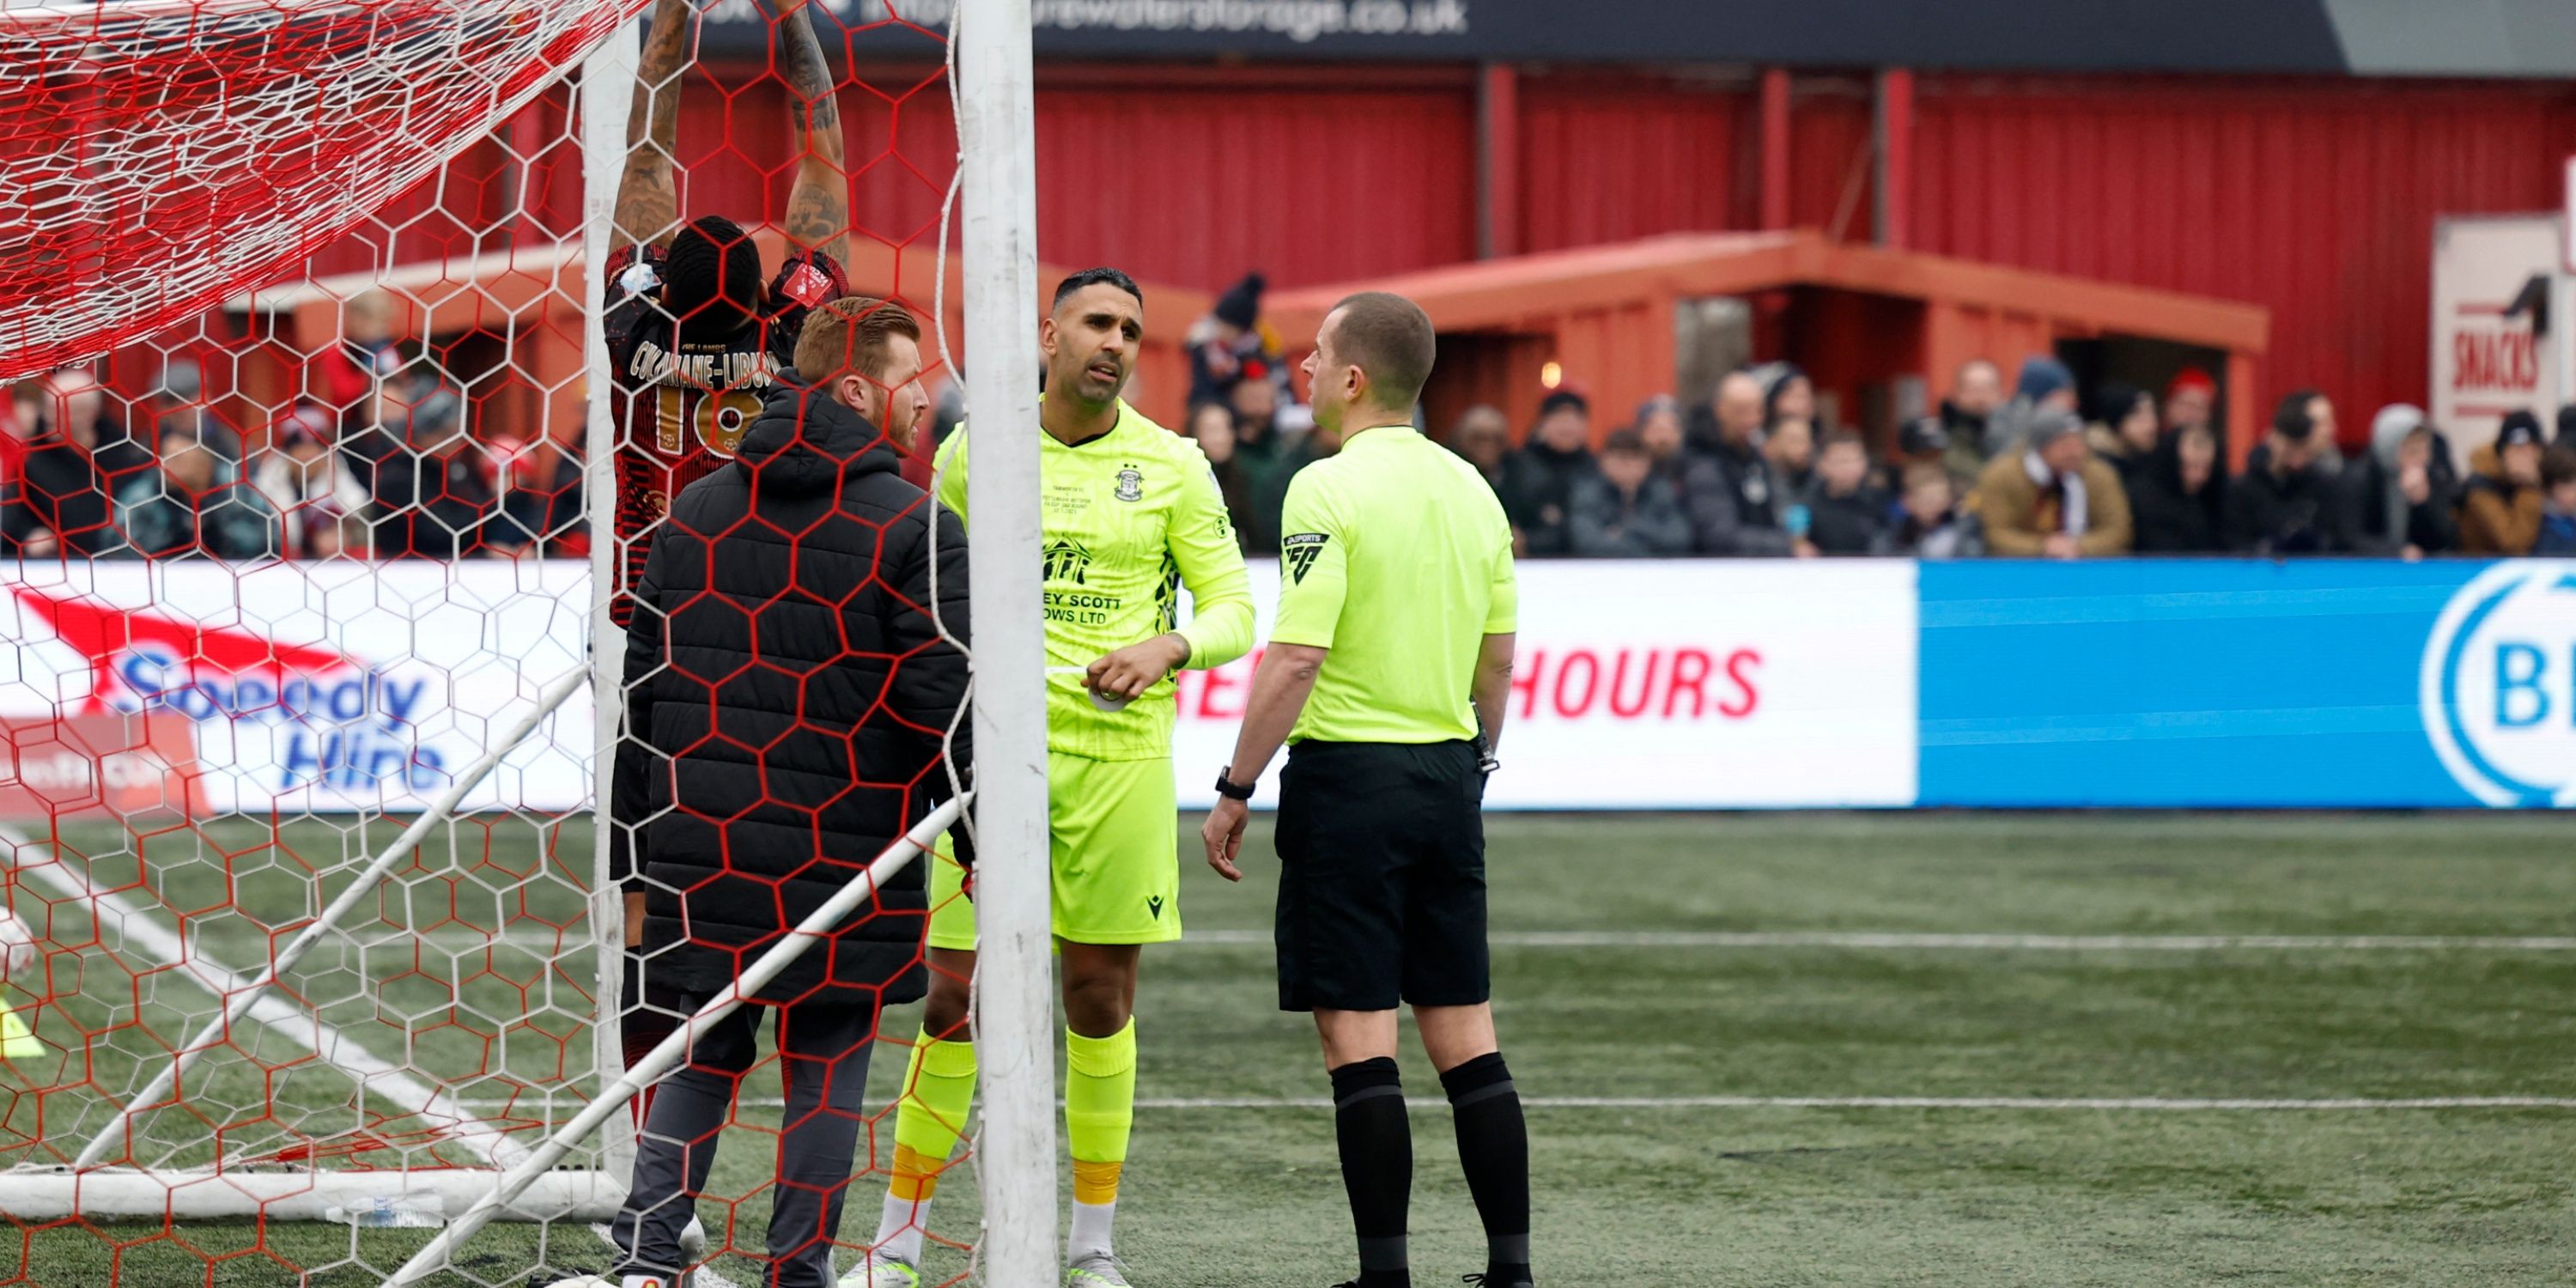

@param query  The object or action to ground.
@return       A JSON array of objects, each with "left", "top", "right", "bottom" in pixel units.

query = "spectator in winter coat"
[
  {"left": 356, "top": 386, "right": 498, "bottom": 559},
  {"left": 3, "top": 367, "right": 149, "bottom": 556},
  {"left": 1187, "top": 272, "right": 1292, "bottom": 410},
  {"left": 1444, "top": 404, "right": 1518, "bottom": 550},
  {"left": 1988, "top": 355, "right": 2080, "bottom": 458},
  {"left": 1764, "top": 416, "right": 1816, "bottom": 496},
  {"left": 1184, "top": 401, "right": 1256, "bottom": 553},
  {"left": 1874, "top": 462, "right": 1981, "bottom": 559},
  {"left": 2226, "top": 391, "right": 2342, "bottom": 556},
  {"left": 147, "top": 355, "right": 244, "bottom": 465},
  {"left": 1971, "top": 410, "right": 2132, "bottom": 558},
  {"left": 482, "top": 435, "right": 591, "bottom": 560},
  {"left": 1681, "top": 370, "right": 1806, "bottom": 556},
  {"left": 113, "top": 423, "right": 278, "bottom": 560},
  {"left": 1760, "top": 362, "right": 1820, "bottom": 432},
  {"left": 2537, "top": 447, "right": 2576, "bottom": 556},
  {"left": 1499, "top": 389, "right": 1599, "bottom": 556},
  {"left": 1634, "top": 394, "right": 1688, "bottom": 483},
  {"left": 2086, "top": 382, "right": 2160, "bottom": 486},
  {"left": 608, "top": 297, "right": 969, "bottom": 1287},
  {"left": 248, "top": 407, "right": 368, "bottom": 558},
  {"left": 2125, "top": 422, "right": 2229, "bottom": 554},
  {"left": 2461, "top": 410, "right": 2549, "bottom": 556},
  {"left": 2339, "top": 404, "right": 2458, "bottom": 558},
  {"left": 1801, "top": 430, "right": 1886, "bottom": 556},
  {"left": 1568, "top": 428, "right": 1691, "bottom": 557},
  {"left": 2164, "top": 368, "right": 2217, "bottom": 440},
  {"left": 1937, "top": 358, "right": 2005, "bottom": 483}
]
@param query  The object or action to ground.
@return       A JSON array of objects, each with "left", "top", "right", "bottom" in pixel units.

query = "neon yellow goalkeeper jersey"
[{"left": 935, "top": 398, "right": 1255, "bottom": 762}]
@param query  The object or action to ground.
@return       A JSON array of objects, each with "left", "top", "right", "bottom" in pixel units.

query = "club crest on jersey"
[
  {"left": 782, "top": 260, "right": 834, "bottom": 307},
  {"left": 1283, "top": 532, "right": 1329, "bottom": 583},
  {"left": 1114, "top": 466, "right": 1145, "bottom": 502},
  {"left": 1042, "top": 538, "right": 1093, "bottom": 585}
]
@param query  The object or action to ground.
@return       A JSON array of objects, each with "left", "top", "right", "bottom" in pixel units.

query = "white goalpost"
[{"left": 953, "top": 0, "right": 1059, "bottom": 1285}]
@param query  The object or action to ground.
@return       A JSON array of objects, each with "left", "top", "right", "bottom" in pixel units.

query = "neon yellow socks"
[
  {"left": 1064, "top": 1019, "right": 1137, "bottom": 1258},
  {"left": 875, "top": 1032, "right": 979, "bottom": 1266}
]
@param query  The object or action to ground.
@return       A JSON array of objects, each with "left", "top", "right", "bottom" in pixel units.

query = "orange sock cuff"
[
  {"left": 1072, "top": 1157, "right": 1123, "bottom": 1206},
  {"left": 891, "top": 1142, "right": 943, "bottom": 1203}
]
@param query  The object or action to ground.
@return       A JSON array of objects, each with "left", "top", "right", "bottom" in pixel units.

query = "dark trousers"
[{"left": 611, "top": 994, "right": 878, "bottom": 1288}]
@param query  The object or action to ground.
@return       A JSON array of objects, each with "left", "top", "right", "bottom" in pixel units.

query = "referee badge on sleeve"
[{"left": 1282, "top": 532, "right": 1329, "bottom": 583}]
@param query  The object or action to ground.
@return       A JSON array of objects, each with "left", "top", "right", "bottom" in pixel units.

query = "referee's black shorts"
[{"left": 1273, "top": 738, "right": 1488, "bottom": 1012}]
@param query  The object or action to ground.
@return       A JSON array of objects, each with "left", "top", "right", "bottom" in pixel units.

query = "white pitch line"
[
  {"left": 461, "top": 1094, "right": 2576, "bottom": 1113},
  {"left": 0, "top": 828, "right": 530, "bottom": 1171},
  {"left": 1178, "top": 929, "right": 2576, "bottom": 951},
  {"left": 387, "top": 928, "right": 2576, "bottom": 952}
]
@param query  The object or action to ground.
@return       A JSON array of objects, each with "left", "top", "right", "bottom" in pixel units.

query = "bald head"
[{"left": 1715, "top": 371, "right": 1765, "bottom": 445}]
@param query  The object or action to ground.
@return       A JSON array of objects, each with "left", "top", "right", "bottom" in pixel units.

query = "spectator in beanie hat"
[
  {"left": 1499, "top": 388, "right": 1599, "bottom": 557},
  {"left": 2164, "top": 368, "right": 2217, "bottom": 439},
  {"left": 2085, "top": 382, "right": 2160, "bottom": 485},
  {"left": 1990, "top": 354, "right": 2078, "bottom": 458},
  {"left": 1189, "top": 272, "right": 1291, "bottom": 407},
  {"left": 1971, "top": 408, "right": 2131, "bottom": 558},
  {"left": 2461, "top": 410, "right": 2549, "bottom": 556}
]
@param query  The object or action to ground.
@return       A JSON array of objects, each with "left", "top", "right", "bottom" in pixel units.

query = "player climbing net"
[{"left": 0, "top": 0, "right": 1051, "bottom": 1284}]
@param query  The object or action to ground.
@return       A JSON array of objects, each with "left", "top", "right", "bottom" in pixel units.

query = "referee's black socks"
[
  {"left": 1330, "top": 1056, "right": 1413, "bottom": 1288},
  {"left": 1441, "top": 1051, "right": 1533, "bottom": 1286}
]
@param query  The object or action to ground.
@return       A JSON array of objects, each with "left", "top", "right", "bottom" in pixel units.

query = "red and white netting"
[
  {"left": 0, "top": 0, "right": 975, "bottom": 1283},
  {"left": 0, "top": 0, "right": 651, "bottom": 383}
]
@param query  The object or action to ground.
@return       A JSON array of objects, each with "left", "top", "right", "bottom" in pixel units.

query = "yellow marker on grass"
[{"left": 0, "top": 1003, "right": 38, "bottom": 1060}]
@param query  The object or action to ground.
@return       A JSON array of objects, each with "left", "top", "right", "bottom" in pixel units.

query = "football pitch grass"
[{"left": 5, "top": 811, "right": 2575, "bottom": 1286}]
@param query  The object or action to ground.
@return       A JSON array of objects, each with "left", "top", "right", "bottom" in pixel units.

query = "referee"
[{"left": 1201, "top": 291, "right": 1528, "bottom": 1288}]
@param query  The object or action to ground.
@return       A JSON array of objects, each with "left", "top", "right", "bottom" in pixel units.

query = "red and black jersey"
[{"left": 602, "top": 240, "right": 847, "bottom": 625}]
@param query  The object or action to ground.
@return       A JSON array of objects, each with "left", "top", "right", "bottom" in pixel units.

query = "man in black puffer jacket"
[{"left": 607, "top": 296, "right": 971, "bottom": 1288}]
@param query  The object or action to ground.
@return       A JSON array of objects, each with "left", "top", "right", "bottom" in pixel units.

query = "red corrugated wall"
[
  {"left": 282, "top": 65, "right": 2576, "bottom": 440},
  {"left": 1516, "top": 70, "right": 1750, "bottom": 252},
  {"left": 1908, "top": 75, "right": 2576, "bottom": 434}
]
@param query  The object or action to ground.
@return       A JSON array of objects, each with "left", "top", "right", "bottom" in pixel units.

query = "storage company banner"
[{"left": 4, "top": 557, "right": 2570, "bottom": 815}]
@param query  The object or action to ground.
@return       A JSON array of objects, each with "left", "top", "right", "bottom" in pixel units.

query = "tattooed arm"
[
  {"left": 612, "top": 0, "right": 693, "bottom": 251},
  {"left": 773, "top": 0, "right": 849, "bottom": 266}
]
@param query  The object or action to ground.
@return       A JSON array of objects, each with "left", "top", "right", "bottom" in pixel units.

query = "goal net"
[{"left": 0, "top": 0, "right": 1048, "bottom": 1283}]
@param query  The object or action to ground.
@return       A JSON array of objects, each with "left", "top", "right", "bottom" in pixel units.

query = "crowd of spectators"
[
  {"left": 1395, "top": 355, "right": 2576, "bottom": 562},
  {"left": 1, "top": 352, "right": 589, "bottom": 563},
  {"left": 16, "top": 288, "right": 2576, "bottom": 567}
]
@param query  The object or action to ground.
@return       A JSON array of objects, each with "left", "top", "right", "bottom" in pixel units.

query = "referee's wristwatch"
[{"left": 1213, "top": 769, "right": 1257, "bottom": 802}]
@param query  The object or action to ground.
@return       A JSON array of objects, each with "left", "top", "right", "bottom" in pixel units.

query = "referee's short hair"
[{"left": 1329, "top": 291, "right": 1437, "bottom": 410}]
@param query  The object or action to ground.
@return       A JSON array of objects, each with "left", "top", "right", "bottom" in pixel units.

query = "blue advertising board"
[{"left": 1918, "top": 560, "right": 2576, "bottom": 809}]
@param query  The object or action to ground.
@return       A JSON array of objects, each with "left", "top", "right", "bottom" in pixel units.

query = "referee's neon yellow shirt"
[{"left": 1270, "top": 423, "right": 1517, "bottom": 745}]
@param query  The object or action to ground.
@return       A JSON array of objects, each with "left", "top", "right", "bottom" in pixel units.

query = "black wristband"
[{"left": 1213, "top": 769, "right": 1257, "bottom": 801}]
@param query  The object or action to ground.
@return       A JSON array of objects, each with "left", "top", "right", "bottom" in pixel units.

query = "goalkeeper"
[
  {"left": 602, "top": 0, "right": 851, "bottom": 1176},
  {"left": 855, "top": 268, "right": 1255, "bottom": 1288}
]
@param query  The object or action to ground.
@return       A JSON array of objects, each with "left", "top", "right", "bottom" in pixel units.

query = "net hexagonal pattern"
[{"left": 0, "top": 1, "right": 974, "bottom": 1283}]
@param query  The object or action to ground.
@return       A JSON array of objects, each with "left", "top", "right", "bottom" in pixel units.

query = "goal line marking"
[
  {"left": 464, "top": 1094, "right": 2576, "bottom": 1113},
  {"left": 403, "top": 928, "right": 2576, "bottom": 953},
  {"left": 1179, "top": 930, "right": 2576, "bottom": 951}
]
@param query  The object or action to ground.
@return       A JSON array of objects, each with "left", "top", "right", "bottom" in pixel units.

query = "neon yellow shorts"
[{"left": 926, "top": 752, "right": 1179, "bottom": 951}]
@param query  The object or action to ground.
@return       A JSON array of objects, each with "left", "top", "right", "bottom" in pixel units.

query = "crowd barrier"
[{"left": 3, "top": 558, "right": 2568, "bottom": 816}]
